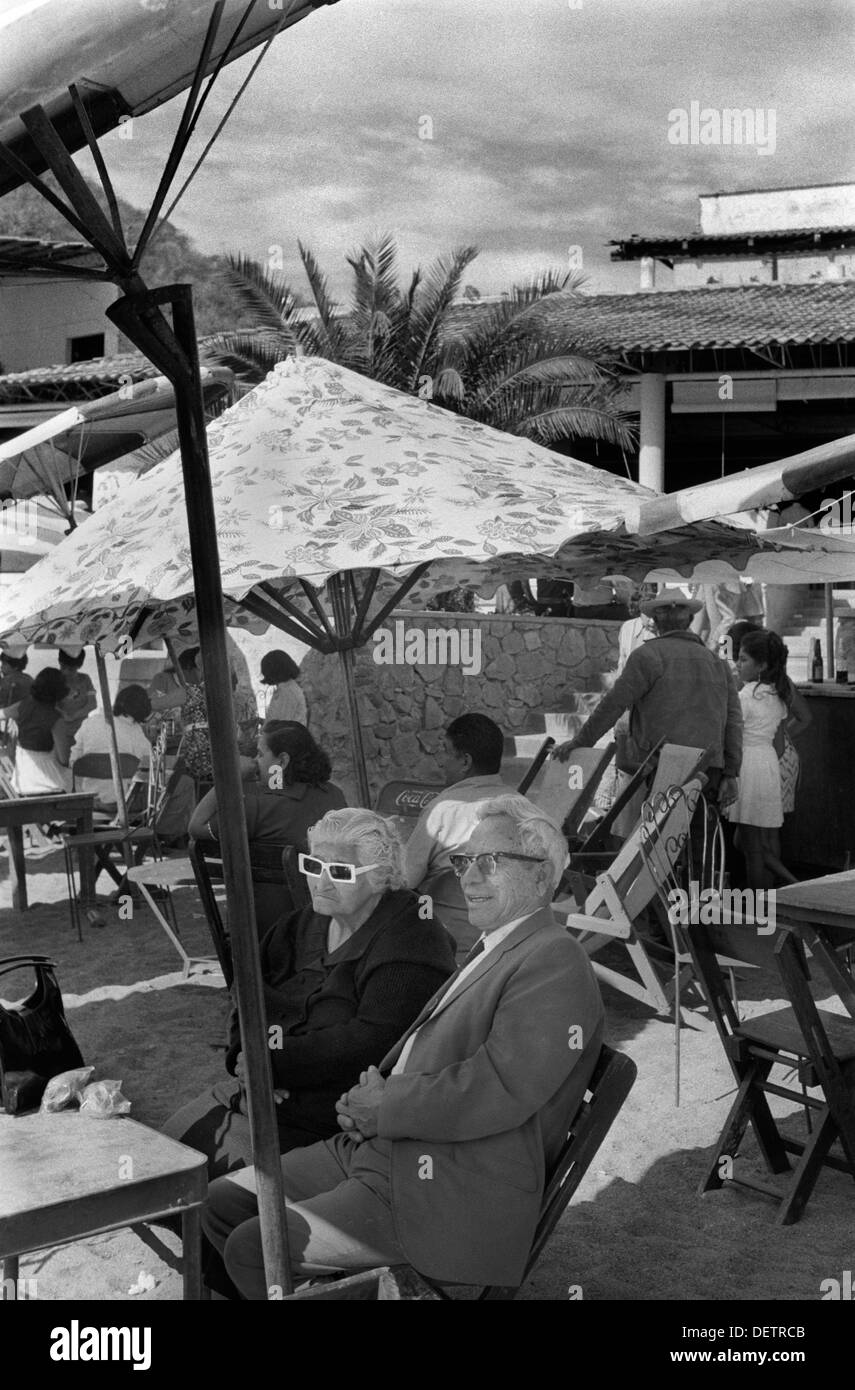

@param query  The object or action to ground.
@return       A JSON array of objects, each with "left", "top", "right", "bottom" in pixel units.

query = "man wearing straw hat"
[{"left": 555, "top": 587, "right": 743, "bottom": 810}]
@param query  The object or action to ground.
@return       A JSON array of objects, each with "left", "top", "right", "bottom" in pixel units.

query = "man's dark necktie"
[{"left": 459, "top": 937, "right": 486, "bottom": 970}]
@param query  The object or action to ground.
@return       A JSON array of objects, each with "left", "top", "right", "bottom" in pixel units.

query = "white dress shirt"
[{"left": 391, "top": 912, "right": 538, "bottom": 1075}]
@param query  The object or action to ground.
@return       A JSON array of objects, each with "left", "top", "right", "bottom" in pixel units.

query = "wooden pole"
[
  {"left": 329, "top": 574, "right": 370, "bottom": 807},
  {"left": 93, "top": 646, "right": 129, "bottom": 831},
  {"left": 108, "top": 284, "right": 292, "bottom": 1298},
  {"left": 825, "top": 583, "right": 835, "bottom": 681}
]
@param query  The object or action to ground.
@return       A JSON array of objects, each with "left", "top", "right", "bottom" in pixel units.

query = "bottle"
[{"left": 810, "top": 638, "right": 824, "bottom": 683}]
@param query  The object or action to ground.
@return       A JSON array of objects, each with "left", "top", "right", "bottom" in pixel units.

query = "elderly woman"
[{"left": 162, "top": 807, "right": 456, "bottom": 1178}]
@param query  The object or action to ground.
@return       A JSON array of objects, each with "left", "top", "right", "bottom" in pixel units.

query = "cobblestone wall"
[{"left": 300, "top": 613, "right": 620, "bottom": 802}]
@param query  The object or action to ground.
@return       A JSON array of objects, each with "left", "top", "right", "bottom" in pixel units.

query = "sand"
[{"left": 2, "top": 845, "right": 853, "bottom": 1302}]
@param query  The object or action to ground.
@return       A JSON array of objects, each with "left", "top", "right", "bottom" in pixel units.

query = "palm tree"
[{"left": 211, "top": 235, "right": 635, "bottom": 451}]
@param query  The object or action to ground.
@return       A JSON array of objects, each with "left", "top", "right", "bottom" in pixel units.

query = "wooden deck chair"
[
  {"left": 572, "top": 737, "right": 665, "bottom": 859},
  {"left": 555, "top": 779, "right": 703, "bottom": 1015},
  {"left": 188, "top": 838, "right": 306, "bottom": 986},
  {"left": 523, "top": 743, "right": 615, "bottom": 841},
  {"left": 373, "top": 780, "right": 445, "bottom": 845},
  {"left": 427, "top": 1043, "right": 637, "bottom": 1300},
  {"left": 508, "top": 736, "right": 555, "bottom": 795},
  {"left": 683, "top": 916, "right": 855, "bottom": 1224}
]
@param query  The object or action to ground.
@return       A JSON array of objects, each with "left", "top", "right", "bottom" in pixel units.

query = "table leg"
[
  {"left": 182, "top": 1207, "right": 203, "bottom": 1300},
  {"left": 77, "top": 810, "right": 95, "bottom": 904},
  {"left": 8, "top": 826, "right": 27, "bottom": 911}
]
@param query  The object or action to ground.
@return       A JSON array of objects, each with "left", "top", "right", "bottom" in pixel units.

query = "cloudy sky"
[{"left": 91, "top": 0, "right": 854, "bottom": 299}]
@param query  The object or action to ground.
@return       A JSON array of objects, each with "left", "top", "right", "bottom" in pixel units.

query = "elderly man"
[
  {"left": 201, "top": 796, "right": 605, "bottom": 1296},
  {"left": 405, "top": 712, "right": 521, "bottom": 956},
  {"left": 556, "top": 588, "right": 742, "bottom": 809}
]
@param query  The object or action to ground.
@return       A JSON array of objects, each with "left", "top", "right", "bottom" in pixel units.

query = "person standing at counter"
[{"left": 726, "top": 630, "right": 798, "bottom": 889}]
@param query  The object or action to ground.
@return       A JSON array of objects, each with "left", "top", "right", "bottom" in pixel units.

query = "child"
[{"left": 727, "top": 629, "right": 798, "bottom": 889}]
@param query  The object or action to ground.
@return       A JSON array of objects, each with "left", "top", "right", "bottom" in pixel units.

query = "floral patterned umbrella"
[{"left": 0, "top": 354, "right": 772, "bottom": 653}]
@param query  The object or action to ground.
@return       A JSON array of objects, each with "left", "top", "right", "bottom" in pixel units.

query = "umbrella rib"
[
  {"left": 257, "top": 581, "right": 330, "bottom": 645},
  {"left": 358, "top": 563, "right": 433, "bottom": 641},
  {"left": 351, "top": 570, "right": 380, "bottom": 644},
  {"left": 298, "top": 579, "right": 338, "bottom": 643},
  {"left": 67, "top": 83, "right": 126, "bottom": 247},
  {"left": 241, "top": 588, "right": 331, "bottom": 651}
]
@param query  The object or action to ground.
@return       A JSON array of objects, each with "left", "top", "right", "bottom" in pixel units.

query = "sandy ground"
[{"left": 2, "top": 843, "right": 853, "bottom": 1302}]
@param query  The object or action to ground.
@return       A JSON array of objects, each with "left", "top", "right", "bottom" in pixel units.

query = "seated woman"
[
  {"left": 189, "top": 720, "right": 345, "bottom": 848},
  {"left": 12, "top": 668, "right": 73, "bottom": 795},
  {"left": 188, "top": 720, "right": 347, "bottom": 933},
  {"left": 162, "top": 807, "right": 456, "bottom": 1179},
  {"left": 71, "top": 684, "right": 153, "bottom": 811}
]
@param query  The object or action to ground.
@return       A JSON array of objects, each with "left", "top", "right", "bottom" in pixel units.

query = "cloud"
[{"left": 83, "top": 0, "right": 855, "bottom": 301}]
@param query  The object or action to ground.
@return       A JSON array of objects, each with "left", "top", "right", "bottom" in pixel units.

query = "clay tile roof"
[
  {"left": 0, "top": 233, "right": 100, "bottom": 272},
  {"left": 533, "top": 281, "right": 855, "bottom": 355}
]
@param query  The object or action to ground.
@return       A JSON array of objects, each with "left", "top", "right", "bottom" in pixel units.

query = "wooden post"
[
  {"left": 93, "top": 646, "right": 129, "bottom": 830},
  {"left": 108, "top": 284, "right": 292, "bottom": 1297},
  {"left": 825, "top": 583, "right": 835, "bottom": 680}
]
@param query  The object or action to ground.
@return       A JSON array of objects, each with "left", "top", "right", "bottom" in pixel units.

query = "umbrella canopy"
[
  {"left": 0, "top": 366, "right": 232, "bottom": 501},
  {"left": 633, "top": 433, "right": 855, "bottom": 535},
  {"left": 0, "top": 355, "right": 811, "bottom": 649}
]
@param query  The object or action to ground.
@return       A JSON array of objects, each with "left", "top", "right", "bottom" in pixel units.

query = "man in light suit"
[{"left": 202, "top": 796, "right": 605, "bottom": 1296}]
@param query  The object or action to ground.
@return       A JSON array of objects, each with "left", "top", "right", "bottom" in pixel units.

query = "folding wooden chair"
[
  {"left": 684, "top": 916, "right": 855, "bottom": 1224},
  {"left": 510, "top": 736, "right": 555, "bottom": 795},
  {"left": 523, "top": 743, "right": 615, "bottom": 841},
  {"left": 188, "top": 838, "right": 306, "bottom": 987},
  {"left": 555, "top": 780, "right": 703, "bottom": 1016},
  {"left": 429, "top": 1043, "right": 637, "bottom": 1300}
]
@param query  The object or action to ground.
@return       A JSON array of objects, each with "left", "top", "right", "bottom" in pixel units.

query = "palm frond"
[
  {"left": 207, "top": 329, "right": 294, "bottom": 383},
  {"left": 298, "top": 240, "right": 356, "bottom": 365},
  {"left": 514, "top": 402, "right": 638, "bottom": 449},
  {"left": 404, "top": 245, "right": 479, "bottom": 391},
  {"left": 220, "top": 254, "right": 300, "bottom": 342},
  {"left": 473, "top": 345, "right": 608, "bottom": 408}
]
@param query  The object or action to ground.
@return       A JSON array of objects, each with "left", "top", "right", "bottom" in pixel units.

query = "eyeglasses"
[
  {"left": 298, "top": 853, "right": 379, "bottom": 884},
  {"left": 449, "top": 851, "right": 546, "bottom": 878}
]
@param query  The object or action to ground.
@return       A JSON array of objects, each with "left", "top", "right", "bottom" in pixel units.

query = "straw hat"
[
  {"left": 639, "top": 588, "right": 703, "bottom": 617},
  {"left": 1, "top": 640, "right": 28, "bottom": 659}
]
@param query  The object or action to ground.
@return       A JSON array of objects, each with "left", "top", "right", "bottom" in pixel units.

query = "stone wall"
[{"left": 300, "top": 612, "right": 620, "bottom": 803}]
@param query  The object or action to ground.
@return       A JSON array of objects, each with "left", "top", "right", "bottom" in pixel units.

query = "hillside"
[{"left": 0, "top": 180, "right": 262, "bottom": 337}]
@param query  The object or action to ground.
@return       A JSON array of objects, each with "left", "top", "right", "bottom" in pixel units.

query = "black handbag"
[{"left": 0, "top": 955, "right": 85, "bottom": 1114}]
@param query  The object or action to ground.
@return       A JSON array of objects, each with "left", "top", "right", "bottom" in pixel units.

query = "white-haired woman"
[{"left": 162, "top": 806, "right": 456, "bottom": 1196}]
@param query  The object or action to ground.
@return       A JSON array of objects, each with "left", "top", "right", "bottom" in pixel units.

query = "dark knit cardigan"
[{"left": 225, "top": 888, "right": 456, "bottom": 1133}]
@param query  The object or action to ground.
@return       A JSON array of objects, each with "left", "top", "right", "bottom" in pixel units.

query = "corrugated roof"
[
  {"left": 532, "top": 282, "right": 855, "bottom": 355},
  {"left": 0, "top": 234, "right": 100, "bottom": 273}
]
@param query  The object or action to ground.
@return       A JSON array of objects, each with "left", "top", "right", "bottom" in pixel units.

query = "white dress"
[
  {"left": 265, "top": 681, "right": 307, "bottom": 726},
  {"left": 727, "top": 681, "right": 786, "bottom": 828}
]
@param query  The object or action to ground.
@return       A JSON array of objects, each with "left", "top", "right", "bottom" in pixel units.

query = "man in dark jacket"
[{"left": 555, "top": 589, "right": 743, "bottom": 808}]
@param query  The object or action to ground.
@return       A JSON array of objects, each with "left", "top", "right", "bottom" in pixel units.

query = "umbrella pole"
[
  {"left": 111, "top": 284, "right": 292, "bottom": 1297},
  {"left": 93, "top": 644, "right": 128, "bottom": 828},
  {"left": 329, "top": 575, "right": 371, "bottom": 807},
  {"left": 825, "top": 583, "right": 835, "bottom": 680}
]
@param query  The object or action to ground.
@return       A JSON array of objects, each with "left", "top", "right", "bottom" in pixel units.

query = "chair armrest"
[{"left": 557, "top": 907, "right": 633, "bottom": 941}]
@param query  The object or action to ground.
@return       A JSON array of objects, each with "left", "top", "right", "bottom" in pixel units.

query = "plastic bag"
[
  {"left": 39, "top": 1066, "right": 95, "bottom": 1113},
  {"left": 79, "top": 1079, "right": 131, "bottom": 1118}
]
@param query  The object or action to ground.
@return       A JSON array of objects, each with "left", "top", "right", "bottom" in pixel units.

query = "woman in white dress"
[
  {"left": 260, "top": 650, "right": 307, "bottom": 726},
  {"left": 727, "top": 630, "right": 798, "bottom": 889}
]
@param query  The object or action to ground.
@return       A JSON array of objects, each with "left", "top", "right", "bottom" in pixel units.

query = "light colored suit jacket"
[{"left": 373, "top": 907, "right": 605, "bottom": 1285}]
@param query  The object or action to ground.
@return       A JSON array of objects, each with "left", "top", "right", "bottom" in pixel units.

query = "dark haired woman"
[
  {"left": 71, "top": 683, "right": 152, "bottom": 810},
  {"left": 188, "top": 720, "right": 347, "bottom": 935},
  {"left": 726, "top": 629, "right": 798, "bottom": 889},
  {"left": 189, "top": 720, "right": 345, "bottom": 847},
  {"left": 0, "top": 645, "right": 32, "bottom": 718},
  {"left": 12, "top": 668, "right": 73, "bottom": 794},
  {"left": 260, "top": 649, "right": 307, "bottom": 726},
  {"left": 56, "top": 645, "right": 97, "bottom": 738}
]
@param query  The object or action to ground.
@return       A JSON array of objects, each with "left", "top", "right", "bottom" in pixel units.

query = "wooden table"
[
  {"left": 0, "top": 793, "right": 95, "bottom": 911},
  {"left": 0, "top": 1113, "right": 207, "bottom": 1300},
  {"left": 774, "top": 870, "right": 855, "bottom": 1021}
]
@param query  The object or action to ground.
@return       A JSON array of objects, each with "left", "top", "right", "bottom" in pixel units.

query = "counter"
[{"left": 782, "top": 685, "right": 855, "bottom": 871}]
